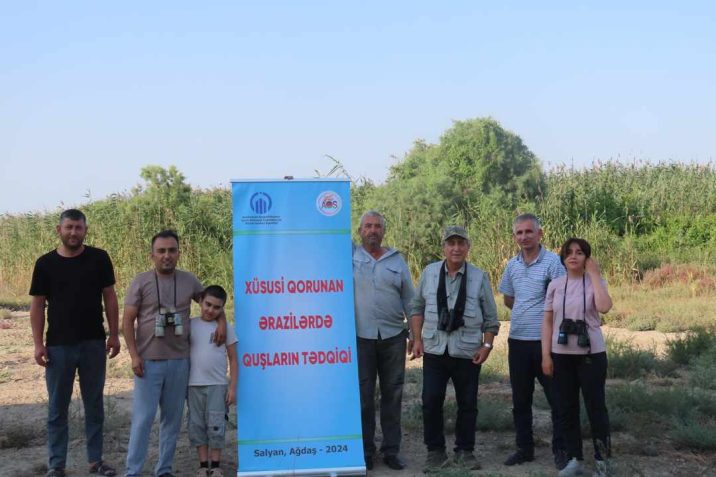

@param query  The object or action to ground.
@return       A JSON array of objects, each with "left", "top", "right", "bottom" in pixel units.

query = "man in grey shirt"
[{"left": 353, "top": 210, "right": 415, "bottom": 471}]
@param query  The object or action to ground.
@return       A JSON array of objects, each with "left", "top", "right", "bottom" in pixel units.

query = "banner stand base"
[{"left": 238, "top": 466, "right": 366, "bottom": 477}]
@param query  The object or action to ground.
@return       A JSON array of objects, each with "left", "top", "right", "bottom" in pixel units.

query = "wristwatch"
[{"left": 482, "top": 342, "right": 493, "bottom": 349}]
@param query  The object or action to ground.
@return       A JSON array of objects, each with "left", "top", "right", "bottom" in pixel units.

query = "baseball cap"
[{"left": 442, "top": 225, "right": 469, "bottom": 242}]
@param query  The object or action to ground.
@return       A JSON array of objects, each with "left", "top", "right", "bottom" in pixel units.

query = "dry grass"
[{"left": 608, "top": 280, "right": 716, "bottom": 332}]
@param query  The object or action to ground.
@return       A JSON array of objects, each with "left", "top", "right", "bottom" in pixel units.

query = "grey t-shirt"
[
  {"left": 189, "top": 317, "right": 238, "bottom": 386},
  {"left": 125, "top": 269, "right": 203, "bottom": 360}
]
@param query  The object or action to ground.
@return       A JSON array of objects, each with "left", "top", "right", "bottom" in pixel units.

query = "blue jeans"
[
  {"left": 357, "top": 330, "right": 407, "bottom": 457},
  {"left": 125, "top": 358, "right": 189, "bottom": 477},
  {"left": 45, "top": 339, "right": 107, "bottom": 470}
]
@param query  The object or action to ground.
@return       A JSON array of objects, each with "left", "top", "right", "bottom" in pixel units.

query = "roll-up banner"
[{"left": 232, "top": 179, "right": 365, "bottom": 476}]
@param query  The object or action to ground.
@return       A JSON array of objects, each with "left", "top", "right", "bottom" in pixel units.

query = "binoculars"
[
  {"left": 438, "top": 308, "right": 465, "bottom": 333},
  {"left": 155, "top": 308, "right": 183, "bottom": 337},
  {"left": 557, "top": 318, "right": 590, "bottom": 348}
]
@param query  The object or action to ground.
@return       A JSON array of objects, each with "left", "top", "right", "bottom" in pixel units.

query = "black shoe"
[
  {"left": 383, "top": 454, "right": 406, "bottom": 470},
  {"left": 423, "top": 450, "right": 449, "bottom": 473},
  {"left": 504, "top": 448, "right": 535, "bottom": 466},
  {"left": 554, "top": 449, "right": 569, "bottom": 471},
  {"left": 365, "top": 455, "right": 374, "bottom": 470},
  {"left": 454, "top": 450, "right": 481, "bottom": 470}
]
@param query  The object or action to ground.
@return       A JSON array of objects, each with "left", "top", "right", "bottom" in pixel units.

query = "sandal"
[{"left": 89, "top": 461, "right": 117, "bottom": 476}]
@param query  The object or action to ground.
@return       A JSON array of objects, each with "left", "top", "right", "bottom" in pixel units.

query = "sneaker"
[
  {"left": 196, "top": 469, "right": 210, "bottom": 477},
  {"left": 504, "top": 448, "right": 535, "bottom": 466},
  {"left": 46, "top": 470, "right": 66, "bottom": 477},
  {"left": 210, "top": 469, "right": 224, "bottom": 477},
  {"left": 558, "top": 457, "right": 584, "bottom": 477},
  {"left": 423, "top": 450, "right": 449, "bottom": 473},
  {"left": 554, "top": 449, "right": 569, "bottom": 470},
  {"left": 454, "top": 450, "right": 481, "bottom": 470},
  {"left": 593, "top": 459, "right": 608, "bottom": 477}
]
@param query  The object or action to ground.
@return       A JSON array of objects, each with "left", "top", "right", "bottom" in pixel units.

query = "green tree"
[
  {"left": 360, "top": 117, "right": 543, "bottom": 275},
  {"left": 137, "top": 165, "right": 192, "bottom": 206}
]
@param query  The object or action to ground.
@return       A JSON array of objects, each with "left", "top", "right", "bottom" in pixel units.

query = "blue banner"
[{"left": 232, "top": 179, "right": 364, "bottom": 476}]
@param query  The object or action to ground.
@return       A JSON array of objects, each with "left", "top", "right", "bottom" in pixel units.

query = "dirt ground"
[{"left": 1, "top": 313, "right": 714, "bottom": 477}]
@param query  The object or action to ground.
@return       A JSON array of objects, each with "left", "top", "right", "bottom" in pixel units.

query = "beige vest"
[{"left": 420, "top": 261, "right": 487, "bottom": 359}]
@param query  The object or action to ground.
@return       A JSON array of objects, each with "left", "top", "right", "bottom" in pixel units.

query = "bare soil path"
[{"left": 1, "top": 314, "right": 713, "bottom": 476}]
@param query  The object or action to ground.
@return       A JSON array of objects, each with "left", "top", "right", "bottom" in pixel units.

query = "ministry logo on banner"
[
  {"left": 250, "top": 192, "right": 272, "bottom": 215},
  {"left": 242, "top": 191, "right": 282, "bottom": 225}
]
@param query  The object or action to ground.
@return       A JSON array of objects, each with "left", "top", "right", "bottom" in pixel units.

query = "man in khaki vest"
[{"left": 410, "top": 226, "right": 500, "bottom": 472}]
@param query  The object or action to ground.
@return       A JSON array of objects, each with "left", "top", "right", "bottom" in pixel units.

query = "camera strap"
[
  {"left": 563, "top": 274, "right": 591, "bottom": 356},
  {"left": 562, "top": 274, "right": 586, "bottom": 323},
  {"left": 154, "top": 271, "right": 177, "bottom": 313},
  {"left": 437, "top": 260, "right": 467, "bottom": 326}
]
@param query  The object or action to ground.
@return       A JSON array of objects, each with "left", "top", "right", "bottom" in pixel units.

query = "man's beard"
[{"left": 61, "top": 237, "right": 83, "bottom": 251}]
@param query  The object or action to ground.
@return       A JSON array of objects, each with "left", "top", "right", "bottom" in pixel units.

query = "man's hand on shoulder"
[{"left": 214, "top": 315, "right": 227, "bottom": 346}]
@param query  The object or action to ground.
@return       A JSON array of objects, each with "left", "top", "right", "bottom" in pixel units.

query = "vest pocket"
[
  {"left": 456, "top": 330, "right": 481, "bottom": 351},
  {"left": 422, "top": 328, "right": 438, "bottom": 345}
]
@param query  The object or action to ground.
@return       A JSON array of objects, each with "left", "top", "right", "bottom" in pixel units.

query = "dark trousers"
[
  {"left": 45, "top": 340, "right": 106, "bottom": 470},
  {"left": 552, "top": 352, "right": 611, "bottom": 460},
  {"left": 422, "top": 351, "right": 481, "bottom": 452},
  {"left": 357, "top": 330, "right": 407, "bottom": 457},
  {"left": 508, "top": 338, "right": 564, "bottom": 454}
]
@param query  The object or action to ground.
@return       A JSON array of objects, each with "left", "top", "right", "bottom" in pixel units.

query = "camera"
[
  {"left": 557, "top": 318, "right": 590, "bottom": 348},
  {"left": 437, "top": 308, "right": 464, "bottom": 333},
  {"left": 154, "top": 307, "right": 183, "bottom": 337}
]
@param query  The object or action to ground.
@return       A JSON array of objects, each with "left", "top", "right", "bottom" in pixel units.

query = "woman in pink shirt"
[{"left": 541, "top": 238, "right": 613, "bottom": 477}]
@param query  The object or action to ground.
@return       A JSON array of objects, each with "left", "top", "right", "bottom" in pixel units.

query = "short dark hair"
[
  {"left": 559, "top": 237, "right": 592, "bottom": 265},
  {"left": 201, "top": 285, "right": 227, "bottom": 305},
  {"left": 151, "top": 229, "right": 179, "bottom": 248},
  {"left": 59, "top": 209, "right": 86, "bottom": 224}
]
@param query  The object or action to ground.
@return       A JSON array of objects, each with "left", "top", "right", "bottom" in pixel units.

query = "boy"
[{"left": 188, "top": 286, "right": 238, "bottom": 477}]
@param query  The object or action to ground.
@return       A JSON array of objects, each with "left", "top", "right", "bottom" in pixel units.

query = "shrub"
[
  {"left": 666, "top": 327, "right": 716, "bottom": 365},
  {"left": 476, "top": 395, "right": 513, "bottom": 431},
  {"left": 480, "top": 346, "right": 509, "bottom": 384},
  {"left": 671, "top": 418, "right": 716, "bottom": 450},
  {"left": 643, "top": 264, "right": 716, "bottom": 293},
  {"left": 608, "top": 383, "right": 716, "bottom": 421},
  {"left": 0, "top": 367, "right": 11, "bottom": 384},
  {"left": 0, "top": 422, "right": 36, "bottom": 449},
  {"left": 606, "top": 338, "right": 659, "bottom": 379},
  {"left": 690, "top": 346, "right": 716, "bottom": 390},
  {"left": 402, "top": 402, "right": 422, "bottom": 432}
]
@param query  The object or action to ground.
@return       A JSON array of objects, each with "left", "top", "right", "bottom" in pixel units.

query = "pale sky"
[{"left": 2, "top": 1, "right": 714, "bottom": 214}]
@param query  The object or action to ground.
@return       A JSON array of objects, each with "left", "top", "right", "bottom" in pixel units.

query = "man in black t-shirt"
[{"left": 30, "top": 209, "right": 120, "bottom": 477}]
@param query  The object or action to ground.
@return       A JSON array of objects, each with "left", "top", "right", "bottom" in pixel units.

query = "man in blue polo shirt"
[{"left": 499, "top": 214, "right": 567, "bottom": 470}]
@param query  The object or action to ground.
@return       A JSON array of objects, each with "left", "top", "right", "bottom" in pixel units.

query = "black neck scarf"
[{"left": 437, "top": 260, "right": 468, "bottom": 327}]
